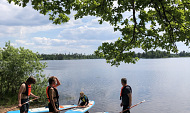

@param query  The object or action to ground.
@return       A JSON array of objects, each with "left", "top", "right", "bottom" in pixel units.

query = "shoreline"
[
  {"left": 0, "top": 105, "right": 19, "bottom": 112},
  {"left": 0, "top": 104, "right": 45, "bottom": 112}
]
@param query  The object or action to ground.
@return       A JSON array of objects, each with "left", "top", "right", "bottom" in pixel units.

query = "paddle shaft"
[
  {"left": 3, "top": 98, "right": 39, "bottom": 113},
  {"left": 120, "top": 100, "right": 145, "bottom": 113},
  {"left": 46, "top": 106, "right": 86, "bottom": 113}
]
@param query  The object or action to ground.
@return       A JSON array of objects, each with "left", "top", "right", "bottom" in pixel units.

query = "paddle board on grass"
[
  {"left": 65, "top": 100, "right": 95, "bottom": 113},
  {"left": 7, "top": 104, "right": 77, "bottom": 113}
]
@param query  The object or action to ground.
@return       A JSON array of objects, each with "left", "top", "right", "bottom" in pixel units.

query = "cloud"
[
  {"left": 30, "top": 38, "right": 100, "bottom": 54},
  {"left": 32, "top": 37, "right": 77, "bottom": 46},
  {"left": 0, "top": 0, "right": 50, "bottom": 26},
  {"left": 0, "top": 25, "right": 20, "bottom": 38},
  {"left": 0, "top": 0, "right": 65, "bottom": 39},
  {"left": 16, "top": 40, "right": 34, "bottom": 46},
  {"left": 58, "top": 25, "right": 120, "bottom": 40},
  {"left": 0, "top": 23, "right": 66, "bottom": 39},
  {"left": 8, "top": 36, "right": 119, "bottom": 54}
]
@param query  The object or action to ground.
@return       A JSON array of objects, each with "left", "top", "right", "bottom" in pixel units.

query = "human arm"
[
  {"left": 120, "top": 102, "right": 123, "bottom": 107},
  {"left": 84, "top": 97, "right": 88, "bottom": 106},
  {"left": 30, "top": 93, "right": 40, "bottom": 98},
  {"left": 78, "top": 98, "right": 80, "bottom": 106},
  {"left": 128, "top": 93, "right": 132, "bottom": 108},
  {"left": 84, "top": 102, "right": 88, "bottom": 106},
  {"left": 54, "top": 77, "right": 61, "bottom": 87},
  {"left": 49, "top": 88, "right": 59, "bottom": 112},
  {"left": 18, "top": 84, "right": 25, "bottom": 107}
]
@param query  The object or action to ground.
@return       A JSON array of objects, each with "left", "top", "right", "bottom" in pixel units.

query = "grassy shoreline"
[
  {"left": 0, "top": 103, "right": 46, "bottom": 112},
  {"left": 0, "top": 105, "right": 19, "bottom": 112}
]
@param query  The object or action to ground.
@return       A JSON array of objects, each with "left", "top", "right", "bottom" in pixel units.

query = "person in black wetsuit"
[
  {"left": 120, "top": 78, "right": 132, "bottom": 113},
  {"left": 78, "top": 91, "right": 89, "bottom": 106},
  {"left": 78, "top": 91, "right": 89, "bottom": 113}
]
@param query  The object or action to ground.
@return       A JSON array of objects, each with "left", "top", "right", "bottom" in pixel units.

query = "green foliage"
[
  {"left": 31, "top": 73, "right": 48, "bottom": 105},
  {"left": 134, "top": 50, "right": 190, "bottom": 58},
  {"left": 135, "top": 50, "right": 171, "bottom": 58},
  {"left": 0, "top": 41, "right": 48, "bottom": 105},
  {"left": 40, "top": 53, "right": 101, "bottom": 60},
  {"left": 7, "top": 0, "right": 190, "bottom": 66},
  {"left": 40, "top": 50, "right": 190, "bottom": 60}
]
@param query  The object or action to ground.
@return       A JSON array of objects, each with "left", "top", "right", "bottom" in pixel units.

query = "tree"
[
  {"left": 0, "top": 41, "right": 48, "bottom": 105},
  {"left": 7, "top": 0, "right": 190, "bottom": 66}
]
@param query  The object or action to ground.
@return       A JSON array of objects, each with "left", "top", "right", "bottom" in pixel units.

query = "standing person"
[
  {"left": 18, "top": 76, "right": 39, "bottom": 113},
  {"left": 46, "top": 76, "right": 61, "bottom": 113},
  {"left": 120, "top": 78, "right": 132, "bottom": 113}
]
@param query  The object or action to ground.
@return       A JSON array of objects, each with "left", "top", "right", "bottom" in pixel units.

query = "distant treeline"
[
  {"left": 40, "top": 53, "right": 101, "bottom": 60},
  {"left": 40, "top": 50, "right": 190, "bottom": 60},
  {"left": 134, "top": 50, "right": 190, "bottom": 58}
]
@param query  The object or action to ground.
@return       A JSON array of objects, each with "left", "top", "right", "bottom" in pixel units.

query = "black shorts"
[
  {"left": 80, "top": 102, "right": 86, "bottom": 106},
  {"left": 20, "top": 98, "right": 29, "bottom": 113},
  {"left": 80, "top": 102, "right": 89, "bottom": 106},
  {"left": 123, "top": 105, "right": 130, "bottom": 113},
  {"left": 48, "top": 101, "right": 59, "bottom": 112}
]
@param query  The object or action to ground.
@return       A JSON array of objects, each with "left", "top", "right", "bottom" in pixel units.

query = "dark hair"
[
  {"left": 121, "top": 78, "right": 127, "bottom": 84},
  {"left": 26, "top": 76, "right": 36, "bottom": 84},
  {"left": 49, "top": 77, "right": 55, "bottom": 84}
]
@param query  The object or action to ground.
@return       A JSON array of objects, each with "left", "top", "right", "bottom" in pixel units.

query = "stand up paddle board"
[
  {"left": 65, "top": 100, "right": 95, "bottom": 113},
  {"left": 7, "top": 100, "right": 95, "bottom": 113},
  {"left": 7, "top": 104, "right": 77, "bottom": 113}
]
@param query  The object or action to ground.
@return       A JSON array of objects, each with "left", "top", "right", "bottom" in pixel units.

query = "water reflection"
[{"left": 42, "top": 58, "right": 190, "bottom": 113}]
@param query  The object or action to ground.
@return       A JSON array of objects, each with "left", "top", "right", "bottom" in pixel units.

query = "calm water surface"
[{"left": 42, "top": 58, "right": 190, "bottom": 113}]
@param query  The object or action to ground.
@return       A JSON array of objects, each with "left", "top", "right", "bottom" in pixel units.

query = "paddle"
[
  {"left": 3, "top": 97, "right": 39, "bottom": 113},
  {"left": 45, "top": 106, "right": 86, "bottom": 113},
  {"left": 120, "top": 100, "right": 145, "bottom": 113}
]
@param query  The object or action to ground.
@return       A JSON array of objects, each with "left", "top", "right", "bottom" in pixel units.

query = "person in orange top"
[
  {"left": 18, "top": 76, "right": 39, "bottom": 113},
  {"left": 46, "top": 76, "right": 61, "bottom": 113}
]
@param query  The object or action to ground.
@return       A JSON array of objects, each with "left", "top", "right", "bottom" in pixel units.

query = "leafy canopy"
[{"left": 7, "top": 0, "right": 190, "bottom": 66}]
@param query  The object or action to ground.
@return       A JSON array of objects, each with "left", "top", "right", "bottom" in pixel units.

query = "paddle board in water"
[
  {"left": 65, "top": 100, "right": 95, "bottom": 113},
  {"left": 7, "top": 104, "right": 77, "bottom": 113}
]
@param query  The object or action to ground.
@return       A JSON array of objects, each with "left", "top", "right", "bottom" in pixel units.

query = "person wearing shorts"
[{"left": 18, "top": 76, "right": 39, "bottom": 113}]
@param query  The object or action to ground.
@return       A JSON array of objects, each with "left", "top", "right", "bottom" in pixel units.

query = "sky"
[{"left": 0, "top": 0, "right": 189, "bottom": 54}]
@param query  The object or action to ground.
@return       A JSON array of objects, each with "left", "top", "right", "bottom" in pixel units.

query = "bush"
[{"left": 0, "top": 41, "right": 48, "bottom": 106}]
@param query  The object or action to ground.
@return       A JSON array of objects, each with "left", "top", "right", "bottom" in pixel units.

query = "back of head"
[
  {"left": 26, "top": 76, "right": 36, "bottom": 84},
  {"left": 49, "top": 76, "right": 55, "bottom": 85},
  {"left": 121, "top": 78, "right": 127, "bottom": 84}
]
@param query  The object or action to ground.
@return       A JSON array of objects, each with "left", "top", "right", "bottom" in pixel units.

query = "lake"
[{"left": 42, "top": 58, "right": 190, "bottom": 113}]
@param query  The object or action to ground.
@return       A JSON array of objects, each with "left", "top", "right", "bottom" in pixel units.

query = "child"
[{"left": 78, "top": 91, "right": 89, "bottom": 106}]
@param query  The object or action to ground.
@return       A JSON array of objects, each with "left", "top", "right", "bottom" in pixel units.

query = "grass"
[{"left": 0, "top": 95, "right": 47, "bottom": 112}]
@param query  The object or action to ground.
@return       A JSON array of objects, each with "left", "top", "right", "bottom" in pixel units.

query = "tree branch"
[
  {"left": 132, "top": 0, "right": 137, "bottom": 43},
  {"left": 159, "top": 0, "right": 174, "bottom": 44}
]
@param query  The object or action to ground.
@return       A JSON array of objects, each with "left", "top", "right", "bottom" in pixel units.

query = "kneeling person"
[{"left": 78, "top": 91, "right": 89, "bottom": 106}]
